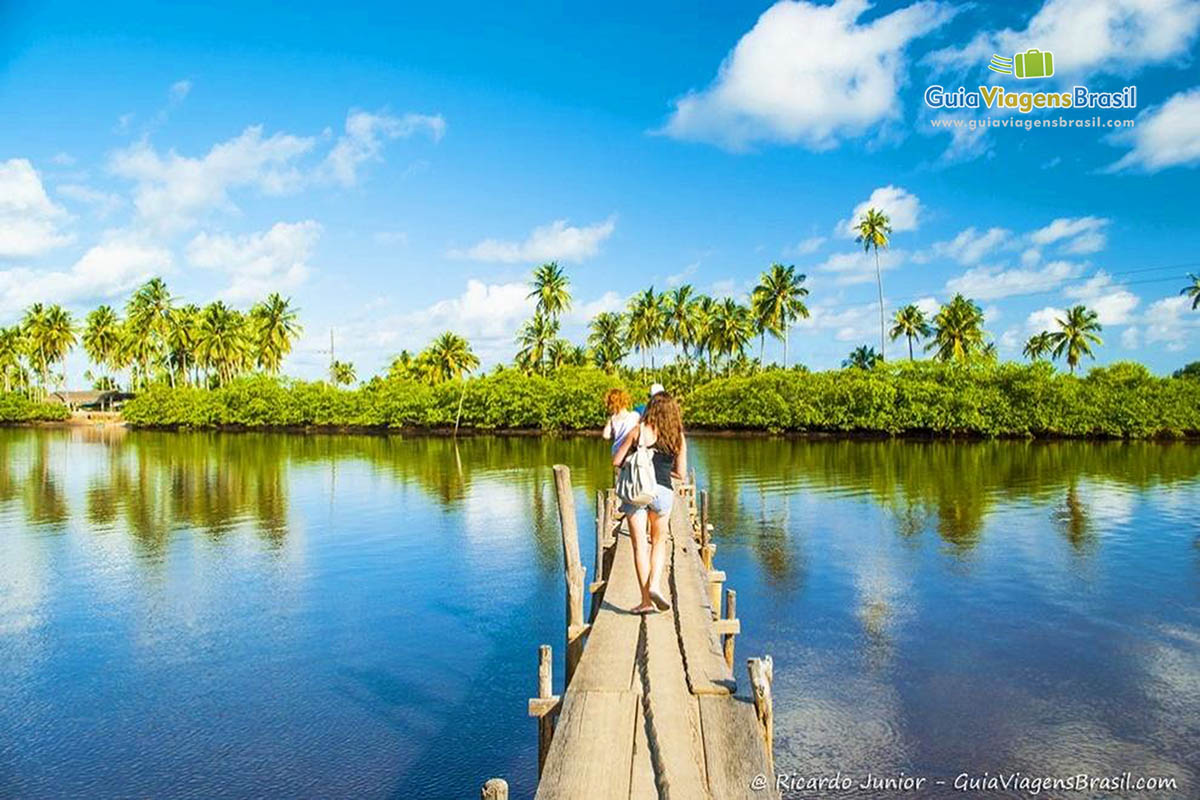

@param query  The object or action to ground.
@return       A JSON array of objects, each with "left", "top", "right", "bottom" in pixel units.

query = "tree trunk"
[
  {"left": 783, "top": 323, "right": 789, "bottom": 368},
  {"left": 875, "top": 249, "right": 886, "bottom": 360},
  {"left": 908, "top": 335, "right": 914, "bottom": 360}
]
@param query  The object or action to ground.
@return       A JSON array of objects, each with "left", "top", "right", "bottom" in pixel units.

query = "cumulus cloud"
[
  {"left": 659, "top": 0, "right": 954, "bottom": 150},
  {"left": 1028, "top": 216, "right": 1109, "bottom": 256},
  {"left": 927, "top": 0, "right": 1200, "bottom": 78},
  {"left": 1105, "top": 86, "right": 1200, "bottom": 173},
  {"left": 1143, "top": 295, "right": 1199, "bottom": 351},
  {"left": 922, "top": 226, "right": 1011, "bottom": 265},
  {"left": 787, "top": 236, "right": 827, "bottom": 256},
  {"left": 319, "top": 110, "right": 445, "bottom": 187},
  {"left": 945, "top": 259, "right": 1083, "bottom": 300},
  {"left": 1062, "top": 271, "right": 1140, "bottom": 324},
  {"left": 840, "top": 185, "right": 922, "bottom": 237},
  {"left": 0, "top": 159, "right": 73, "bottom": 258},
  {"left": 56, "top": 183, "right": 124, "bottom": 218},
  {"left": 110, "top": 125, "right": 316, "bottom": 232},
  {"left": 0, "top": 233, "right": 170, "bottom": 314},
  {"left": 816, "top": 248, "right": 905, "bottom": 285},
  {"left": 187, "top": 220, "right": 321, "bottom": 302},
  {"left": 450, "top": 216, "right": 616, "bottom": 264}
]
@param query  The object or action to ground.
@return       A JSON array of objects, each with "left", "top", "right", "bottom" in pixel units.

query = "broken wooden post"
[
  {"left": 748, "top": 656, "right": 775, "bottom": 776},
  {"left": 589, "top": 490, "right": 607, "bottom": 621},
  {"left": 723, "top": 589, "right": 738, "bottom": 669},
  {"left": 481, "top": 778, "right": 509, "bottom": 800},
  {"left": 527, "top": 644, "right": 560, "bottom": 777},
  {"left": 707, "top": 568, "right": 725, "bottom": 619},
  {"left": 699, "top": 489, "right": 710, "bottom": 548},
  {"left": 551, "top": 465, "right": 588, "bottom": 685}
]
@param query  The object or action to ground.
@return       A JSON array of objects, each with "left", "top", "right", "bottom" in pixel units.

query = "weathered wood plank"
[
  {"left": 534, "top": 690, "right": 639, "bottom": 800},
  {"left": 630, "top": 693, "right": 657, "bottom": 800},
  {"left": 568, "top": 528, "right": 643, "bottom": 693},
  {"left": 669, "top": 498, "right": 736, "bottom": 695},
  {"left": 698, "top": 695, "right": 780, "bottom": 800}
]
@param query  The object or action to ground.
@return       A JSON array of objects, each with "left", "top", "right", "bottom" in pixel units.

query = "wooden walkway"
[{"left": 487, "top": 466, "right": 778, "bottom": 800}]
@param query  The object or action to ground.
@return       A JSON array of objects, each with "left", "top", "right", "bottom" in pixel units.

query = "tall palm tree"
[
  {"left": 330, "top": 360, "right": 356, "bottom": 386},
  {"left": 545, "top": 338, "right": 572, "bottom": 371},
  {"left": 1022, "top": 331, "right": 1054, "bottom": 361},
  {"left": 1050, "top": 305, "right": 1103, "bottom": 374},
  {"left": 24, "top": 304, "right": 75, "bottom": 394},
  {"left": 843, "top": 345, "right": 881, "bottom": 370},
  {"left": 125, "top": 278, "right": 173, "bottom": 386},
  {"left": 0, "top": 327, "right": 25, "bottom": 393},
  {"left": 20, "top": 304, "right": 48, "bottom": 394},
  {"left": 707, "top": 298, "right": 754, "bottom": 364},
  {"left": 627, "top": 288, "right": 665, "bottom": 372},
  {"left": 516, "top": 313, "right": 559, "bottom": 374},
  {"left": 751, "top": 264, "right": 810, "bottom": 366},
  {"left": 528, "top": 262, "right": 572, "bottom": 321},
  {"left": 854, "top": 208, "right": 892, "bottom": 359},
  {"left": 889, "top": 304, "right": 931, "bottom": 360},
  {"left": 83, "top": 306, "right": 123, "bottom": 389},
  {"left": 587, "top": 311, "right": 627, "bottom": 372},
  {"left": 425, "top": 331, "right": 479, "bottom": 382},
  {"left": 928, "top": 294, "right": 986, "bottom": 362},
  {"left": 691, "top": 295, "right": 717, "bottom": 367},
  {"left": 195, "top": 301, "right": 250, "bottom": 387},
  {"left": 250, "top": 293, "right": 302, "bottom": 374},
  {"left": 167, "top": 304, "right": 201, "bottom": 386},
  {"left": 663, "top": 284, "right": 700, "bottom": 361},
  {"left": 1182, "top": 273, "right": 1200, "bottom": 310}
]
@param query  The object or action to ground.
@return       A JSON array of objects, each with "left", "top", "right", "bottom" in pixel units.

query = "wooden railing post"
[
  {"left": 481, "top": 778, "right": 509, "bottom": 800},
  {"left": 748, "top": 656, "right": 775, "bottom": 776},
  {"left": 722, "top": 589, "right": 737, "bottom": 669},
  {"left": 589, "top": 490, "right": 608, "bottom": 621},
  {"left": 551, "top": 465, "right": 588, "bottom": 685},
  {"left": 700, "top": 489, "right": 710, "bottom": 548},
  {"left": 527, "top": 644, "right": 561, "bottom": 777}
]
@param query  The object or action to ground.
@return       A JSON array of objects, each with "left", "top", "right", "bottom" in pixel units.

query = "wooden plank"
[
  {"left": 698, "top": 695, "right": 780, "bottom": 800},
  {"left": 643, "top": 601, "right": 710, "bottom": 800},
  {"left": 568, "top": 528, "right": 643, "bottom": 693},
  {"left": 534, "top": 690, "right": 639, "bottom": 800},
  {"left": 669, "top": 498, "right": 736, "bottom": 695},
  {"left": 630, "top": 692, "right": 657, "bottom": 800}
]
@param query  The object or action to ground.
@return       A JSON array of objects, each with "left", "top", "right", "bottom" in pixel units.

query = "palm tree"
[
  {"left": 388, "top": 350, "right": 417, "bottom": 380},
  {"left": 516, "top": 313, "right": 559, "bottom": 374},
  {"left": 1050, "top": 305, "right": 1103, "bottom": 374},
  {"left": 0, "top": 327, "right": 24, "bottom": 393},
  {"left": 587, "top": 311, "right": 627, "bottom": 371},
  {"left": 250, "top": 293, "right": 302, "bottom": 374},
  {"left": 330, "top": 360, "right": 356, "bottom": 386},
  {"left": 195, "top": 301, "right": 250, "bottom": 387},
  {"left": 1022, "top": 331, "right": 1054, "bottom": 361},
  {"left": 23, "top": 304, "right": 75, "bottom": 394},
  {"left": 1182, "top": 273, "right": 1200, "bottom": 310},
  {"left": 83, "top": 306, "right": 123, "bottom": 386},
  {"left": 854, "top": 208, "right": 892, "bottom": 359},
  {"left": 691, "top": 295, "right": 717, "bottom": 367},
  {"left": 627, "top": 288, "right": 665, "bottom": 371},
  {"left": 545, "top": 338, "right": 572, "bottom": 371},
  {"left": 663, "top": 285, "right": 700, "bottom": 361},
  {"left": 528, "top": 262, "right": 572, "bottom": 321},
  {"left": 425, "top": 331, "right": 479, "bottom": 382},
  {"left": 928, "top": 294, "right": 985, "bottom": 362},
  {"left": 707, "top": 298, "right": 754, "bottom": 364},
  {"left": 843, "top": 345, "right": 881, "bottom": 370},
  {"left": 889, "top": 304, "right": 931, "bottom": 360},
  {"left": 125, "top": 278, "right": 173, "bottom": 386},
  {"left": 167, "top": 304, "right": 201, "bottom": 386},
  {"left": 751, "top": 263, "right": 810, "bottom": 367},
  {"left": 20, "top": 304, "right": 47, "bottom": 393}
]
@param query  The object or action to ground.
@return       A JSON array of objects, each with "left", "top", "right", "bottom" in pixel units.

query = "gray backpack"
[{"left": 616, "top": 433, "right": 656, "bottom": 507}]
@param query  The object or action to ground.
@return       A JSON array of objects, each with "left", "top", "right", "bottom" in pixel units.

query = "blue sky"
[{"left": 1, "top": 0, "right": 1199, "bottom": 379}]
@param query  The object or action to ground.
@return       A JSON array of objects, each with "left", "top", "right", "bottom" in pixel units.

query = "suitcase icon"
[{"left": 1014, "top": 49, "right": 1054, "bottom": 79}]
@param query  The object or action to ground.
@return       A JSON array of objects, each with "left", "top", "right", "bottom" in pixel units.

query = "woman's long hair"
[{"left": 643, "top": 392, "right": 683, "bottom": 454}]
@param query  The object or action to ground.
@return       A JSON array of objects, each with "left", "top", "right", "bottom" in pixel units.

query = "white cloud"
[
  {"left": 372, "top": 230, "right": 409, "bottom": 246},
  {"left": 1028, "top": 216, "right": 1109, "bottom": 255},
  {"left": 787, "top": 236, "right": 826, "bottom": 256},
  {"left": 450, "top": 216, "right": 616, "bottom": 264},
  {"left": 945, "top": 259, "right": 1083, "bottom": 300},
  {"left": 659, "top": 0, "right": 954, "bottom": 150},
  {"left": 1121, "top": 326, "right": 1141, "bottom": 349},
  {"left": 666, "top": 261, "right": 699, "bottom": 287},
  {"left": 924, "top": 226, "right": 1011, "bottom": 265},
  {"left": 841, "top": 185, "right": 922, "bottom": 237},
  {"left": 320, "top": 110, "right": 445, "bottom": 187},
  {"left": 50, "top": 152, "right": 76, "bottom": 166},
  {"left": 0, "top": 233, "right": 170, "bottom": 314},
  {"left": 1062, "top": 270, "right": 1140, "bottom": 324},
  {"left": 927, "top": 0, "right": 1200, "bottom": 79},
  {"left": 186, "top": 220, "right": 321, "bottom": 302},
  {"left": 169, "top": 80, "right": 192, "bottom": 102},
  {"left": 56, "top": 183, "right": 124, "bottom": 218},
  {"left": 816, "top": 248, "right": 905, "bottom": 285},
  {"left": 110, "top": 125, "right": 316, "bottom": 232},
  {"left": 1026, "top": 305, "right": 1065, "bottom": 334},
  {"left": 0, "top": 159, "right": 73, "bottom": 258},
  {"left": 1105, "top": 86, "right": 1200, "bottom": 173},
  {"left": 1144, "top": 295, "right": 1198, "bottom": 351},
  {"left": 569, "top": 291, "right": 626, "bottom": 322}
]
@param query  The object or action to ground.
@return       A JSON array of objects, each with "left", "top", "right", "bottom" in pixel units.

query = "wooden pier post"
[
  {"left": 527, "top": 644, "right": 561, "bottom": 777},
  {"left": 589, "top": 490, "right": 608, "bottom": 621},
  {"left": 551, "top": 465, "right": 588, "bottom": 685},
  {"left": 481, "top": 778, "right": 509, "bottom": 800},
  {"left": 722, "top": 589, "right": 737, "bottom": 669},
  {"left": 699, "top": 489, "right": 711, "bottom": 547},
  {"left": 748, "top": 656, "right": 775, "bottom": 776}
]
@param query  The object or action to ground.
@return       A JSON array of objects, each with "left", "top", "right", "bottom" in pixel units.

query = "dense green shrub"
[
  {"left": 121, "top": 362, "right": 1200, "bottom": 438},
  {"left": 0, "top": 393, "right": 71, "bottom": 423}
]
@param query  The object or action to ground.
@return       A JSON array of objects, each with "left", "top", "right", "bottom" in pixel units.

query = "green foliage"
[
  {"left": 0, "top": 393, "right": 70, "bottom": 423},
  {"left": 121, "top": 362, "right": 1200, "bottom": 438}
]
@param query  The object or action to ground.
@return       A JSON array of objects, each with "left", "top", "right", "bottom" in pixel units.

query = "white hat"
[{"left": 649, "top": 383, "right": 665, "bottom": 397}]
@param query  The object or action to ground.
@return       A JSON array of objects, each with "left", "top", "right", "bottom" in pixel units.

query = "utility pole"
[{"left": 315, "top": 328, "right": 335, "bottom": 380}]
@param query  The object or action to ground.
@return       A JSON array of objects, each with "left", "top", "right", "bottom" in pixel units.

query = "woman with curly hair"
[{"left": 612, "top": 391, "right": 688, "bottom": 614}]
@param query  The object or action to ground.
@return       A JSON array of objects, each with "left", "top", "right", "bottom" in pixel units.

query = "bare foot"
[{"left": 631, "top": 603, "right": 655, "bottom": 614}]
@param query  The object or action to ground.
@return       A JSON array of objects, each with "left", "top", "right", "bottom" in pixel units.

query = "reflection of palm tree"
[{"left": 1056, "top": 481, "right": 1091, "bottom": 551}]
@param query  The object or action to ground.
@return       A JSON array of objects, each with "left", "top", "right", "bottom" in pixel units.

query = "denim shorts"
[{"left": 621, "top": 484, "right": 675, "bottom": 517}]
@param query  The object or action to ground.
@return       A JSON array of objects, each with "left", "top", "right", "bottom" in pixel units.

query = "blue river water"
[{"left": 1, "top": 428, "right": 1197, "bottom": 798}]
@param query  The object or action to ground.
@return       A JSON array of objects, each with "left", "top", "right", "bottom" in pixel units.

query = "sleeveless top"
[{"left": 650, "top": 448, "right": 674, "bottom": 488}]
